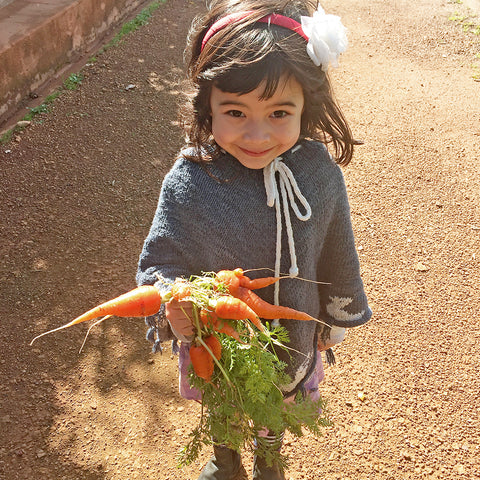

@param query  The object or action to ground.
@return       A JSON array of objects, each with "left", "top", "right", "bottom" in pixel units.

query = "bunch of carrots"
[
  {"left": 30, "top": 268, "right": 329, "bottom": 465},
  {"left": 169, "top": 268, "right": 318, "bottom": 382},
  {"left": 30, "top": 267, "right": 317, "bottom": 383}
]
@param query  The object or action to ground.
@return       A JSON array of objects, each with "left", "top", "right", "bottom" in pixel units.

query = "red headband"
[{"left": 201, "top": 11, "right": 309, "bottom": 51}]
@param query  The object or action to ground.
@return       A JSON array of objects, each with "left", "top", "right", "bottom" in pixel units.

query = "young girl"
[{"left": 137, "top": 0, "right": 371, "bottom": 478}]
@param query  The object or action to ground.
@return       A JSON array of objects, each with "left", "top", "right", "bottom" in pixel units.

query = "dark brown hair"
[{"left": 182, "top": 0, "right": 355, "bottom": 165}]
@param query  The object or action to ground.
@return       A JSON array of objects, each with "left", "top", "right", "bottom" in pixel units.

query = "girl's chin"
[{"left": 236, "top": 157, "right": 274, "bottom": 170}]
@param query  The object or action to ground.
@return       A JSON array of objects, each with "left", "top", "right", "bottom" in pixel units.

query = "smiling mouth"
[{"left": 239, "top": 147, "right": 274, "bottom": 157}]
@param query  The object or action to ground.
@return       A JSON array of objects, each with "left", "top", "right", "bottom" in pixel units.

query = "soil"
[{"left": 1, "top": 0, "right": 479, "bottom": 479}]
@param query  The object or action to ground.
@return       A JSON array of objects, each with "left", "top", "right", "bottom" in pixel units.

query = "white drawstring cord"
[{"left": 263, "top": 150, "right": 312, "bottom": 322}]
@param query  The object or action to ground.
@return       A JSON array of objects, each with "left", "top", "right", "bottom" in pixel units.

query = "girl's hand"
[
  {"left": 318, "top": 326, "right": 346, "bottom": 351},
  {"left": 165, "top": 299, "right": 195, "bottom": 341}
]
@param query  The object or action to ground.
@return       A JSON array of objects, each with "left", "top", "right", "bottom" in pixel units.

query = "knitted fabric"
[{"left": 136, "top": 140, "right": 371, "bottom": 394}]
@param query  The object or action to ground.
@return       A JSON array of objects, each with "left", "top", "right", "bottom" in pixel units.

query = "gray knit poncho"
[{"left": 137, "top": 140, "right": 371, "bottom": 394}]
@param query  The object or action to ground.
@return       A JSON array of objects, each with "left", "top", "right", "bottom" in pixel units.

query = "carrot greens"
[
  {"left": 174, "top": 272, "right": 330, "bottom": 468},
  {"left": 181, "top": 322, "right": 330, "bottom": 467}
]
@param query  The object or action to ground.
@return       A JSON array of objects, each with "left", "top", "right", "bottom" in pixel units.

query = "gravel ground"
[{"left": 1, "top": 0, "right": 479, "bottom": 479}]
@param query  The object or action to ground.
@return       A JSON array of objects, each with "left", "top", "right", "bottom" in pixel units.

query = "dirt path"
[{"left": 1, "top": 0, "right": 479, "bottom": 479}]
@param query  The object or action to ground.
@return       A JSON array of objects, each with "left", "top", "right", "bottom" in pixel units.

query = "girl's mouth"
[{"left": 239, "top": 147, "right": 274, "bottom": 157}]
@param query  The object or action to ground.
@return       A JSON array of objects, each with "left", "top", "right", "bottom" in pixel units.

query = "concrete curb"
[{"left": 0, "top": 0, "right": 151, "bottom": 127}]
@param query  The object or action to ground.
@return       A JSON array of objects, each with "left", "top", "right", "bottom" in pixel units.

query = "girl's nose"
[{"left": 243, "top": 119, "right": 270, "bottom": 143}]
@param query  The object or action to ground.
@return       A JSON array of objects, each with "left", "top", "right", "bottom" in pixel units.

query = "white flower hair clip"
[
  {"left": 201, "top": 3, "right": 348, "bottom": 71},
  {"left": 301, "top": 4, "right": 348, "bottom": 71}
]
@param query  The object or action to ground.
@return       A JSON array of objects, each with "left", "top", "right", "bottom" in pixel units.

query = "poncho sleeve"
[
  {"left": 316, "top": 169, "right": 371, "bottom": 328},
  {"left": 135, "top": 158, "right": 210, "bottom": 348},
  {"left": 136, "top": 159, "right": 207, "bottom": 291}
]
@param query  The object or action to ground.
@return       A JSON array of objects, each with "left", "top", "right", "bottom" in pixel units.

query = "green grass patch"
[
  {"left": 447, "top": 6, "right": 480, "bottom": 80},
  {"left": 63, "top": 73, "right": 84, "bottom": 90},
  {"left": 98, "top": 1, "right": 164, "bottom": 54},
  {"left": 18, "top": 91, "right": 61, "bottom": 123},
  {"left": 449, "top": 12, "right": 468, "bottom": 22},
  {"left": 0, "top": 129, "right": 14, "bottom": 145},
  {"left": 448, "top": 10, "right": 479, "bottom": 33},
  {"left": 472, "top": 63, "right": 480, "bottom": 80}
]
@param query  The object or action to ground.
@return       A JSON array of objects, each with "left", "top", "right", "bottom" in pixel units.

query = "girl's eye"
[
  {"left": 271, "top": 110, "right": 288, "bottom": 119},
  {"left": 226, "top": 110, "right": 244, "bottom": 118}
]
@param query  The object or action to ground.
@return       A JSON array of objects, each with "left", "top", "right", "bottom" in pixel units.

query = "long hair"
[{"left": 182, "top": 0, "right": 355, "bottom": 165}]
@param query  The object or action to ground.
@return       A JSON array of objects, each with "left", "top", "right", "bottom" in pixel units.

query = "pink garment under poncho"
[{"left": 178, "top": 341, "right": 325, "bottom": 403}]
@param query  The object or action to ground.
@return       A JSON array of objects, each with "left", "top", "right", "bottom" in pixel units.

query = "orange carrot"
[
  {"left": 30, "top": 285, "right": 162, "bottom": 345},
  {"left": 74, "top": 285, "right": 162, "bottom": 319},
  {"left": 171, "top": 281, "right": 192, "bottom": 301},
  {"left": 234, "top": 286, "right": 316, "bottom": 321},
  {"left": 238, "top": 275, "right": 280, "bottom": 290},
  {"left": 199, "top": 308, "right": 241, "bottom": 341},
  {"left": 189, "top": 344, "right": 214, "bottom": 381},
  {"left": 204, "top": 335, "right": 222, "bottom": 360},
  {"left": 199, "top": 308, "right": 217, "bottom": 327},
  {"left": 215, "top": 269, "right": 242, "bottom": 295},
  {"left": 216, "top": 269, "right": 280, "bottom": 292},
  {"left": 213, "top": 296, "right": 265, "bottom": 332},
  {"left": 216, "top": 321, "right": 241, "bottom": 341}
]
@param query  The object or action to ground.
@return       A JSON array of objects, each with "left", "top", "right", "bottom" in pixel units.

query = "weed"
[
  {"left": 63, "top": 73, "right": 84, "bottom": 90},
  {"left": 20, "top": 91, "right": 62, "bottom": 122},
  {"left": 26, "top": 104, "right": 49, "bottom": 116},
  {"left": 0, "top": 129, "right": 14, "bottom": 145},
  {"left": 99, "top": 0, "right": 164, "bottom": 53},
  {"left": 447, "top": 5, "right": 480, "bottom": 79},
  {"left": 449, "top": 12, "right": 467, "bottom": 21},
  {"left": 472, "top": 64, "right": 480, "bottom": 80},
  {"left": 24, "top": 101, "right": 50, "bottom": 121},
  {"left": 45, "top": 92, "right": 62, "bottom": 103}
]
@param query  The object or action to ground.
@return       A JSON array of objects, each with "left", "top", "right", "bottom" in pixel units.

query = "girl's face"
[{"left": 210, "top": 75, "right": 304, "bottom": 169}]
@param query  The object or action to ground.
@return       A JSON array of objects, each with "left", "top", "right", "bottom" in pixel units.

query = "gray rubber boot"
[
  {"left": 198, "top": 444, "right": 246, "bottom": 480},
  {"left": 252, "top": 455, "right": 286, "bottom": 480},
  {"left": 252, "top": 431, "right": 285, "bottom": 480}
]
